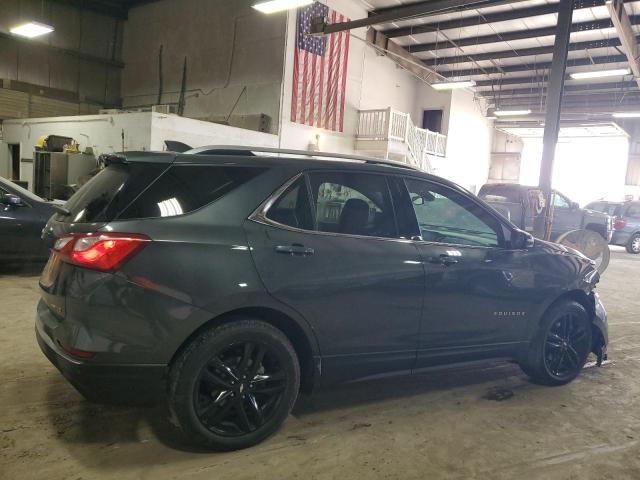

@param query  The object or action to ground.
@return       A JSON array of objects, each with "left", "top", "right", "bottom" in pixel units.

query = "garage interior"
[{"left": 1, "top": 0, "right": 640, "bottom": 478}]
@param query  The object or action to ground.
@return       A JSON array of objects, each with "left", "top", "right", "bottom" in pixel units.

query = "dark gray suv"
[{"left": 36, "top": 147, "right": 608, "bottom": 450}]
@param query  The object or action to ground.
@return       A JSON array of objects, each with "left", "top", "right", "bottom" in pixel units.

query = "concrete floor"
[{"left": 1, "top": 248, "right": 639, "bottom": 480}]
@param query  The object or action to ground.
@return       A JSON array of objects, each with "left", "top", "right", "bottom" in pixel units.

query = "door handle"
[
  {"left": 428, "top": 254, "right": 459, "bottom": 266},
  {"left": 275, "top": 244, "right": 315, "bottom": 256}
]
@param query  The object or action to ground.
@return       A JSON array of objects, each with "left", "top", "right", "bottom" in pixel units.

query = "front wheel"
[
  {"left": 168, "top": 319, "right": 300, "bottom": 450},
  {"left": 627, "top": 233, "right": 640, "bottom": 254},
  {"left": 520, "top": 300, "right": 593, "bottom": 386}
]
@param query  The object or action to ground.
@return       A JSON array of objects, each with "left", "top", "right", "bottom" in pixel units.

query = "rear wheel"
[
  {"left": 520, "top": 300, "right": 592, "bottom": 386},
  {"left": 626, "top": 233, "right": 640, "bottom": 254},
  {"left": 168, "top": 319, "right": 300, "bottom": 450}
]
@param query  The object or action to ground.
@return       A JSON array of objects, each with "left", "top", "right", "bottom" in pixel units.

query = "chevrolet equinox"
[{"left": 36, "top": 147, "right": 608, "bottom": 450}]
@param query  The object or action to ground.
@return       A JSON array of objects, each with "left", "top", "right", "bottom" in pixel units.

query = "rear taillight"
[
  {"left": 53, "top": 233, "right": 150, "bottom": 272},
  {"left": 614, "top": 218, "right": 627, "bottom": 230}
]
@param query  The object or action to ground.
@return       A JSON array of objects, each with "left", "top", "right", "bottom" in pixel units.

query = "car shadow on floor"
[
  {"left": 0, "top": 261, "right": 46, "bottom": 277},
  {"left": 43, "top": 359, "right": 528, "bottom": 464}
]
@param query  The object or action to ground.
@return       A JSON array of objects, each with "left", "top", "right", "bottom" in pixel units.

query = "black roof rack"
[{"left": 183, "top": 145, "right": 420, "bottom": 171}]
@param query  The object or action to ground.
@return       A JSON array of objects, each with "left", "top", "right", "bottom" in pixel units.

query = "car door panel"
[
  {"left": 398, "top": 177, "right": 535, "bottom": 368},
  {"left": 245, "top": 172, "right": 424, "bottom": 385}
]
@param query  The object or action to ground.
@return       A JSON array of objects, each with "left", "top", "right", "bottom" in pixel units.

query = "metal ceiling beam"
[
  {"left": 379, "top": 0, "right": 635, "bottom": 38},
  {"left": 607, "top": 0, "right": 640, "bottom": 88},
  {"left": 309, "top": 0, "right": 530, "bottom": 36},
  {"left": 423, "top": 37, "right": 629, "bottom": 66},
  {"left": 48, "top": 0, "right": 129, "bottom": 18},
  {"left": 407, "top": 17, "right": 634, "bottom": 53},
  {"left": 536, "top": 0, "right": 573, "bottom": 239},
  {"left": 474, "top": 75, "right": 550, "bottom": 87},
  {"left": 478, "top": 80, "right": 639, "bottom": 96},
  {"left": 437, "top": 54, "right": 628, "bottom": 78},
  {"left": 488, "top": 91, "right": 640, "bottom": 104}
]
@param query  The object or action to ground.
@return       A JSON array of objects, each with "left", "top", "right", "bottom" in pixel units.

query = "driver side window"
[
  {"left": 552, "top": 193, "right": 570, "bottom": 209},
  {"left": 404, "top": 178, "right": 502, "bottom": 248}
]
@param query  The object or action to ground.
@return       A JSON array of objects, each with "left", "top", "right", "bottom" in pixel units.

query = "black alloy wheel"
[
  {"left": 194, "top": 341, "right": 287, "bottom": 437},
  {"left": 543, "top": 313, "right": 591, "bottom": 381},
  {"left": 520, "top": 300, "right": 593, "bottom": 386},
  {"left": 169, "top": 319, "right": 300, "bottom": 450}
]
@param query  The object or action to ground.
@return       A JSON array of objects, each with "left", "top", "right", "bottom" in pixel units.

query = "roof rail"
[{"left": 183, "top": 145, "right": 420, "bottom": 171}]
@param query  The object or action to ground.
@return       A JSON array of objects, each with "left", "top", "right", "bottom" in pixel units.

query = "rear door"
[
  {"left": 398, "top": 177, "right": 533, "bottom": 368},
  {"left": 245, "top": 170, "right": 425, "bottom": 385}
]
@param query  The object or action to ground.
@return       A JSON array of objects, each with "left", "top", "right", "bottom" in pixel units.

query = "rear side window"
[
  {"left": 308, "top": 172, "right": 397, "bottom": 238},
  {"left": 626, "top": 203, "right": 640, "bottom": 219},
  {"left": 118, "top": 165, "right": 266, "bottom": 219},
  {"left": 63, "top": 163, "right": 166, "bottom": 223},
  {"left": 265, "top": 177, "right": 313, "bottom": 230}
]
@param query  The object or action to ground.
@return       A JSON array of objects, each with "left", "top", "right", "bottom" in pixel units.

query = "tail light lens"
[
  {"left": 614, "top": 218, "right": 627, "bottom": 230},
  {"left": 53, "top": 233, "right": 150, "bottom": 272}
]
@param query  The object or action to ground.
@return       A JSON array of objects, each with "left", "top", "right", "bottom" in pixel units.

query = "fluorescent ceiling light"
[
  {"left": 612, "top": 112, "right": 640, "bottom": 118},
  {"left": 10, "top": 21, "right": 54, "bottom": 38},
  {"left": 431, "top": 80, "right": 476, "bottom": 90},
  {"left": 253, "top": 0, "right": 313, "bottom": 13},
  {"left": 494, "top": 109, "right": 532, "bottom": 117},
  {"left": 570, "top": 68, "right": 630, "bottom": 80}
]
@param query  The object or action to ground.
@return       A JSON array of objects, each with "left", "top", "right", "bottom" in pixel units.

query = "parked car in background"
[
  {"left": 585, "top": 200, "right": 640, "bottom": 254},
  {"left": 37, "top": 148, "right": 608, "bottom": 451},
  {"left": 478, "top": 184, "right": 612, "bottom": 242},
  {"left": 0, "top": 176, "right": 63, "bottom": 263},
  {"left": 585, "top": 200, "right": 623, "bottom": 217}
]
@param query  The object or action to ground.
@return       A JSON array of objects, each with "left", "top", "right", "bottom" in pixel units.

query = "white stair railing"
[{"left": 356, "top": 108, "right": 446, "bottom": 171}]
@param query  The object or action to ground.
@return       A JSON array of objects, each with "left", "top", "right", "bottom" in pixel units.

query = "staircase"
[{"left": 355, "top": 108, "right": 446, "bottom": 172}]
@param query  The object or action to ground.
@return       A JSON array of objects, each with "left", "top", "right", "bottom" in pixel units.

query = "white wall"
[
  {"left": 149, "top": 113, "right": 278, "bottom": 151},
  {"left": 431, "top": 89, "right": 493, "bottom": 192},
  {"left": 121, "top": 0, "right": 286, "bottom": 133},
  {"left": 1, "top": 112, "right": 278, "bottom": 189}
]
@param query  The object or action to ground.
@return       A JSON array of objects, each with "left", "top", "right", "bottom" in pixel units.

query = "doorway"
[
  {"left": 8, "top": 144, "right": 20, "bottom": 180},
  {"left": 422, "top": 109, "right": 443, "bottom": 133}
]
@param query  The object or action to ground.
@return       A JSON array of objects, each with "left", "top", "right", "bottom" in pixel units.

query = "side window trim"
[{"left": 401, "top": 175, "right": 507, "bottom": 249}]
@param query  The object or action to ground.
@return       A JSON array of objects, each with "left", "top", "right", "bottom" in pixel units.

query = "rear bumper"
[{"left": 36, "top": 311, "right": 166, "bottom": 405}]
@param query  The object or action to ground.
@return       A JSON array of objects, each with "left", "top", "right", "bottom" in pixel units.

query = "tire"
[
  {"left": 626, "top": 233, "right": 640, "bottom": 254},
  {"left": 520, "top": 300, "right": 592, "bottom": 386},
  {"left": 168, "top": 319, "right": 300, "bottom": 450}
]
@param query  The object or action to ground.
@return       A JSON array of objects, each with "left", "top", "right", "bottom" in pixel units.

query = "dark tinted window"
[
  {"left": 308, "top": 172, "right": 397, "bottom": 238},
  {"left": 119, "top": 165, "right": 266, "bottom": 219},
  {"left": 265, "top": 177, "right": 313, "bottom": 230},
  {"left": 63, "top": 163, "right": 166, "bottom": 223},
  {"left": 405, "top": 178, "right": 502, "bottom": 247}
]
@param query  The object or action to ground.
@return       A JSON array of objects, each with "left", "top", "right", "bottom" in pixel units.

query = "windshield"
[{"left": 0, "top": 176, "right": 44, "bottom": 203}]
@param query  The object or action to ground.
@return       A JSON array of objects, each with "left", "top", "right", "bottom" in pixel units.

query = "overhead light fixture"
[
  {"left": 494, "top": 109, "right": 532, "bottom": 117},
  {"left": 612, "top": 112, "right": 640, "bottom": 118},
  {"left": 570, "top": 68, "right": 630, "bottom": 80},
  {"left": 431, "top": 80, "right": 476, "bottom": 90},
  {"left": 10, "top": 21, "right": 54, "bottom": 38},
  {"left": 252, "top": 0, "right": 313, "bottom": 14}
]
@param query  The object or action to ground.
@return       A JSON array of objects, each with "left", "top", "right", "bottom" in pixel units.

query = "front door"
[
  {"left": 399, "top": 177, "right": 534, "bottom": 368},
  {"left": 245, "top": 171, "right": 424, "bottom": 385}
]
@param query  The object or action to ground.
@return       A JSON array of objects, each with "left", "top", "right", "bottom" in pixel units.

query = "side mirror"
[
  {"left": 511, "top": 229, "right": 535, "bottom": 249},
  {"left": 571, "top": 201, "right": 579, "bottom": 210},
  {"left": 1, "top": 193, "right": 24, "bottom": 207}
]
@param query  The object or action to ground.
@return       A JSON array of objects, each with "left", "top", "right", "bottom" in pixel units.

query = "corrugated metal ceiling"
[{"left": 359, "top": 0, "right": 640, "bottom": 114}]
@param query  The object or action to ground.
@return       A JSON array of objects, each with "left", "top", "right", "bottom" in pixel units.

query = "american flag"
[{"left": 291, "top": 1, "right": 350, "bottom": 132}]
